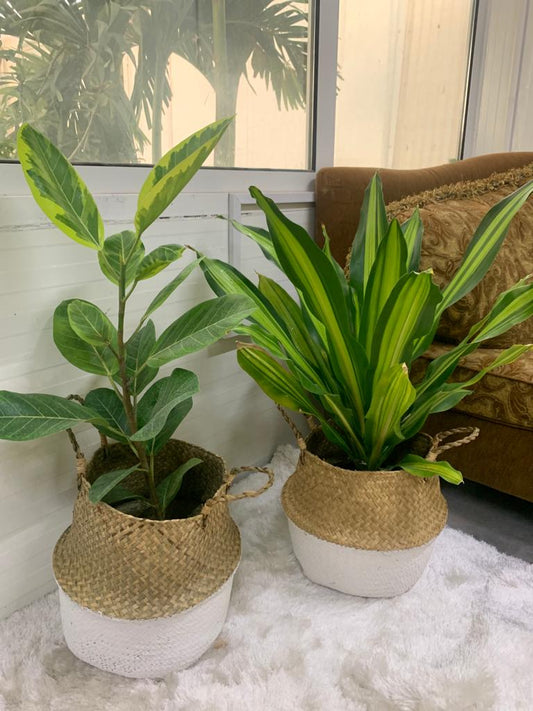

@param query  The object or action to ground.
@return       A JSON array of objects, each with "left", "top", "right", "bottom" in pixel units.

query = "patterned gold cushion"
[
  {"left": 412, "top": 343, "right": 533, "bottom": 430},
  {"left": 387, "top": 164, "right": 533, "bottom": 348}
]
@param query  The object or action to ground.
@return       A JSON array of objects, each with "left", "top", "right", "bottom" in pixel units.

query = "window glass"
[
  {"left": 334, "top": 0, "right": 474, "bottom": 169},
  {"left": 0, "top": 0, "right": 314, "bottom": 169}
]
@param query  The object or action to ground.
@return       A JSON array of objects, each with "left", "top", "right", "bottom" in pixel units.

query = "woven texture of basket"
[
  {"left": 53, "top": 439, "right": 273, "bottom": 620},
  {"left": 282, "top": 426, "right": 479, "bottom": 551}
]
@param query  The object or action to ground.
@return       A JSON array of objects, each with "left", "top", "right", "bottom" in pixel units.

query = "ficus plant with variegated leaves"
[
  {"left": 198, "top": 174, "right": 533, "bottom": 483},
  {"left": 0, "top": 119, "right": 255, "bottom": 519}
]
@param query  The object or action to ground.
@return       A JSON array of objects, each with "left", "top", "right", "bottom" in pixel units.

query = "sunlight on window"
[{"left": 0, "top": 0, "right": 313, "bottom": 169}]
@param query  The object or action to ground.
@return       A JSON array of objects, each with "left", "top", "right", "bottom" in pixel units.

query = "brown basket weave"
[
  {"left": 53, "top": 439, "right": 273, "bottom": 620},
  {"left": 281, "top": 426, "right": 479, "bottom": 551}
]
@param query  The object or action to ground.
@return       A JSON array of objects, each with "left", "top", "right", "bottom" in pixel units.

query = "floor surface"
[{"left": 443, "top": 479, "right": 533, "bottom": 562}]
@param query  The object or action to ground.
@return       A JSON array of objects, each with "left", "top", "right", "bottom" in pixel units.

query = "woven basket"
[
  {"left": 53, "top": 437, "right": 273, "bottom": 676},
  {"left": 282, "top": 424, "right": 479, "bottom": 597}
]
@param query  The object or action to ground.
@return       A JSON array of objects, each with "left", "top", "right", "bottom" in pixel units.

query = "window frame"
[{"left": 0, "top": 0, "right": 340, "bottom": 198}]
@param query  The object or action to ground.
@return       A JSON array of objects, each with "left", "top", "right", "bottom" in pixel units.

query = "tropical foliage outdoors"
[
  {"left": 199, "top": 175, "right": 533, "bottom": 482},
  {"left": 0, "top": 119, "right": 255, "bottom": 519},
  {"left": 0, "top": 0, "right": 309, "bottom": 164}
]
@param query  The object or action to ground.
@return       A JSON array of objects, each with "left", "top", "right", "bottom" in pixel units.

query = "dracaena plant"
[
  {"left": 0, "top": 120, "right": 254, "bottom": 519},
  {"left": 198, "top": 175, "right": 533, "bottom": 483}
]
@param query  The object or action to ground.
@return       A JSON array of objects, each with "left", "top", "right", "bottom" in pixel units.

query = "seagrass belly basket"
[
  {"left": 53, "top": 437, "right": 273, "bottom": 678},
  {"left": 282, "top": 426, "right": 478, "bottom": 598}
]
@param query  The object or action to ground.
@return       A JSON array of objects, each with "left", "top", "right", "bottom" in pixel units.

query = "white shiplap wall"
[{"left": 0, "top": 189, "right": 314, "bottom": 618}]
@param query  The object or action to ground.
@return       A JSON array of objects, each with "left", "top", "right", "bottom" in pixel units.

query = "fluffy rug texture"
[{"left": 1, "top": 445, "right": 532, "bottom": 711}]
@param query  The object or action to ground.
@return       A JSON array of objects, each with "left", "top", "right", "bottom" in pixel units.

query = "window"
[
  {"left": 334, "top": 0, "right": 474, "bottom": 169},
  {"left": 0, "top": 0, "right": 315, "bottom": 170}
]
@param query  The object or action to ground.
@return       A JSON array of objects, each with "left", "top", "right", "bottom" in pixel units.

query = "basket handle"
[
  {"left": 428, "top": 426, "right": 480, "bottom": 461},
  {"left": 277, "top": 405, "right": 307, "bottom": 451},
  {"left": 201, "top": 464, "right": 275, "bottom": 517}
]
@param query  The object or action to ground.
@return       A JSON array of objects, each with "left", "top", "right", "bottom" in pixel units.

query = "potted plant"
[
  {"left": 197, "top": 174, "right": 533, "bottom": 597},
  {"left": 0, "top": 120, "right": 274, "bottom": 677}
]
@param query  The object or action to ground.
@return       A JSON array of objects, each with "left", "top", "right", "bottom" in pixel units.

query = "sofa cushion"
[
  {"left": 386, "top": 163, "right": 533, "bottom": 348},
  {"left": 412, "top": 343, "right": 533, "bottom": 430}
]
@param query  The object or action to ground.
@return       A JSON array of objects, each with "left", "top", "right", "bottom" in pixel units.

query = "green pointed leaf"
[
  {"left": 140, "top": 258, "right": 201, "bottom": 324},
  {"left": 135, "top": 118, "right": 232, "bottom": 236},
  {"left": 402, "top": 385, "right": 472, "bottom": 440},
  {"left": 89, "top": 465, "right": 139, "bottom": 504},
  {"left": 98, "top": 231, "right": 145, "bottom": 286},
  {"left": 237, "top": 346, "right": 317, "bottom": 413},
  {"left": 17, "top": 124, "right": 104, "bottom": 249},
  {"left": 372, "top": 271, "right": 442, "bottom": 381},
  {"left": 124, "top": 321, "right": 158, "bottom": 396},
  {"left": 439, "top": 180, "right": 533, "bottom": 313},
  {"left": 156, "top": 457, "right": 202, "bottom": 515},
  {"left": 400, "top": 454, "right": 463, "bottom": 485},
  {"left": 360, "top": 220, "right": 408, "bottom": 354},
  {"left": 102, "top": 485, "right": 145, "bottom": 506},
  {"left": 233, "top": 324, "right": 285, "bottom": 359},
  {"left": 349, "top": 173, "right": 388, "bottom": 292},
  {"left": 54, "top": 300, "right": 119, "bottom": 376},
  {"left": 365, "top": 364, "right": 416, "bottom": 468},
  {"left": 84, "top": 388, "right": 129, "bottom": 443},
  {"left": 151, "top": 397, "right": 193, "bottom": 454},
  {"left": 229, "top": 220, "right": 280, "bottom": 266},
  {"left": 401, "top": 208, "right": 424, "bottom": 271},
  {"left": 131, "top": 368, "right": 199, "bottom": 442},
  {"left": 0, "top": 391, "right": 95, "bottom": 441},
  {"left": 67, "top": 300, "right": 117, "bottom": 349},
  {"left": 148, "top": 294, "right": 255, "bottom": 368},
  {"left": 470, "top": 279, "right": 533, "bottom": 342},
  {"left": 137, "top": 244, "right": 185, "bottom": 280},
  {"left": 249, "top": 186, "right": 366, "bottom": 425}
]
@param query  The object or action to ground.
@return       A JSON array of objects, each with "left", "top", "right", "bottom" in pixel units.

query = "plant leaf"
[
  {"left": 348, "top": 172, "right": 388, "bottom": 292},
  {"left": 131, "top": 368, "right": 199, "bottom": 442},
  {"left": 17, "top": 124, "right": 104, "bottom": 249},
  {"left": 372, "top": 271, "right": 442, "bottom": 382},
  {"left": 156, "top": 457, "right": 202, "bottom": 515},
  {"left": 53, "top": 300, "right": 119, "bottom": 376},
  {"left": 148, "top": 294, "right": 255, "bottom": 368},
  {"left": 364, "top": 364, "right": 416, "bottom": 468},
  {"left": 137, "top": 244, "right": 185, "bottom": 280},
  {"left": 151, "top": 397, "right": 193, "bottom": 454},
  {"left": 124, "top": 320, "right": 158, "bottom": 396},
  {"left": 237, "top": 346, "right": 317, "bottom": 413},
  {"left": 67, "top": 299, "right": 118, "bottom": 349},
  {"left": 249, "top": 186, "right": 366, "bottom": 425},
  {"left": 84, "top": 388, "right": 129, "bottom": 443},
  {"left": 140, "top": 258, "right": 201, "bottom": 323},
  {"left": 229, "top": 220, "right": 280, "bottom": 266},
  {"left": 439, "top": 180, "right": 533, "bottom": 313},
  {"left": 400, "top": 454, "right": 463, "bottom": 485},
  {"left": 0, "top": 391, "right": 95, "bottom": 441},
  {"left": 401, "top": 208, "right": 424, "bottom": 271},
  {"left": 102, "top": 485, "right": 145, "bottom": 506},
  {"left": 98, "top": 231, "right": 145, "bottom": 286},
  {"left": 360, "top": 220, "right": 408, "bottom": 354},
  {"left": 89, "top": 465, "right": 139, "bottom": 503},
  {"left": 135, "top": 117, "right": 232, "bottom": 236}
]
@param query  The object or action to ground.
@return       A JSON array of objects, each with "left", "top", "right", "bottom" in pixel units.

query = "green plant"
[
  {"left": 0, "top": 118, "right": 254, "bottom": 519},
  {"left": 198, "top": 175, "right": 533, "bottom": 483}
]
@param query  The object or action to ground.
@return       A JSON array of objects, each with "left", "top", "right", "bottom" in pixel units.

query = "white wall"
[{"left": 0, "top": 184, "right": 314, "bottom": 618}]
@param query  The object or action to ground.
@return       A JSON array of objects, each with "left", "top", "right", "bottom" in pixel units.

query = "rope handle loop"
[
  {"left": 429, "top": 426, "right": 480, "bottom": 460},
  {"left": 201, "top": 465, "right": 275, "bottom": 517},
  {"left": 277, "top": 405, "right": 307, "bottom": 451}
]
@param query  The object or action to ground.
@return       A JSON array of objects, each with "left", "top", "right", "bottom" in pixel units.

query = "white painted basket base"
[
  {"left": 287, "top": 519, "right": 437, "bottom": 598},
  {"left": 57, "top": 572, "right": 236, "bottom": 679}
]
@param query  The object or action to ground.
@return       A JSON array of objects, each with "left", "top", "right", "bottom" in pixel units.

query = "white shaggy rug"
[{"left": 1, "top": 445, "right": 532, "bottom": 711}]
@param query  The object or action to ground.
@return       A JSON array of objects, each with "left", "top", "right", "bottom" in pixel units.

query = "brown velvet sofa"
[{"left": 316, "top": 153, "right": 533, "bottom": 502}]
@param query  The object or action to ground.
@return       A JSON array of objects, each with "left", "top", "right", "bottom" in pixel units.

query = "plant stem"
[{"left": 117, "top": 276, "right": 163, "bottom": 519}]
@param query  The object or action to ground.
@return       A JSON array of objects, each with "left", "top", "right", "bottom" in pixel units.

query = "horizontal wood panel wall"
[{"left": 0, "top": 190, "right": 314, "bottom": 618}]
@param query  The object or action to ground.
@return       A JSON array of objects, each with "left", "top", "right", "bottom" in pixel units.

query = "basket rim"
[
  {"left": 302, "top": 431, "right": 434, "bottom": 477},
  {"left": 79, "top": 438, "right": 230, "bottom": 525}
]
